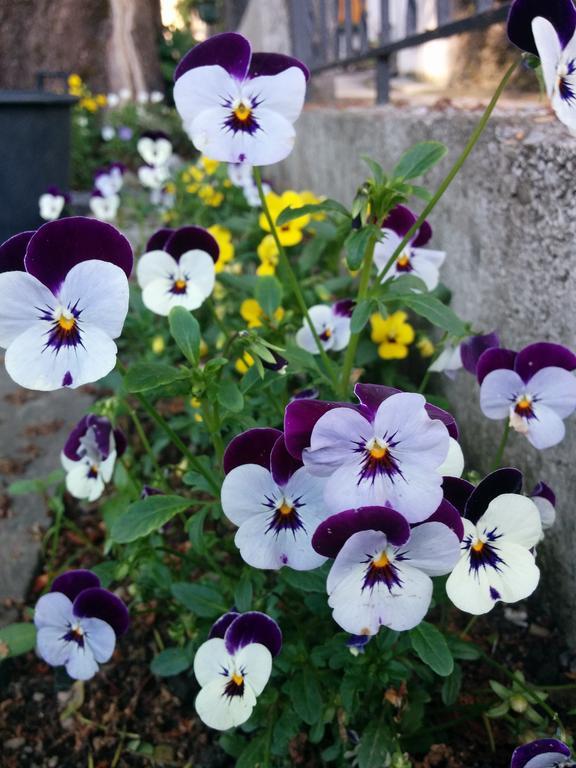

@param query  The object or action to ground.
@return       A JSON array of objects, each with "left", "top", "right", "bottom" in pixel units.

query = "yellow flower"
[
  {"left": 299, "top": 190, "right": 326, "bottom": 220},
  {"left": 417, "top": 337, "right": 435, "bottom": 359},
  {"left": 257, "top": 262, "right": 276, "bottom": 276},
  {"left": 370, "top": 311, "right": 415, "bottom": 360},
  {"left": 259, "top": 191, "right": 310, "bottom": 246},
  {"left": 186, "top": 183, "right": 200, "bottom": 194},
  {"left": 208, "top": 225, "right": 234, "bottom": 273},
  {"left": 190, "top": 167, "right": 204, "bottom": 182},
  {"left": 256, "top": 234, "right": 279, "bottom": 276},
  {"left": 199, "top": 339, "right": 209, "bottom": 358},
  {"left": 151, "top": 335, "right": 165, "bottom": 355},
  {"left": 240, "top": 298, "right": 284, "bottom": 329},
  {"left": 68, "top": 74, "right": 82, "bottom": 89},
  {"left": 165, "top": 181, "right": 176, "bottom": 195},
  {"left": 223, "top": 179, "right": 232, "bottom": 188},
  {"left": 80, "top": 97, "right": 98, "bottom": 113},
  {"left": 235, "top": 352, "right": 254, "bottom": 375},
  {"left": 200, "top": 156, "right": 220, "bottom": 175},
  {"left": 182, "top": 171, "right": 191, "bottom": 183},
  {"left": 199, "top": 185, "right": 223, "bottom": 207},
  {"left": 213, "top": 282, "right": 226, "bottom": 301},
  {"left": 95, "top": 94, "right": 107, "bottom": 107},
  {"left": 190, "top": 397, "right": 203, "bottom": 422}
]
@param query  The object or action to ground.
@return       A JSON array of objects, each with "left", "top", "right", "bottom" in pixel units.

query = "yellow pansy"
[
  {"left": 208, "top": 225, "right": 234, "bottom": 273},
  {"left": 95, "top": 94, "right": 107, "bottom": 107},
  {"left": 299, "top": 190, "right": 326, "bottom": 221},
  {"left": 186, "top": 183, "right": 200, "bottom": 194},
  {"left": 164, "top": 181, "right": 176, "bottom": 195},
  {"left": 223, "top": 179, "right": 233, "bottom": 188},
  {"left": 240, "top": 299, "right": 284, "bottom": 329},
  {"left": 259, "top": 191, "right": 310, "bottom": 246},
  {"left": 190, "top": 397, "right": 203, "bottom": 423},
  {"left": 200, "top": 156, "right": 220, "bottom": 175},
  {"left": 235, "top": 352, "right": 254, "bottom": 375},
  {"left": 417, "top": 337, "right": 435, "bottom": 358},
  {"left": 370, "top": 311, "right": 415, "bottom": 360},
  {"left": 151, "top": 335, "right": 165, "bottom": 355},
  {"left": 68, "top": 74, "right": 82, "bottom": 89},
  {"left": 256, "top": 234, "right": 279, "bottom": 276},
  {"left": 199, "top": 185, "right": 223, "bottom": 207},
  {"left": 80, "top": 97, "right": 98, "bottom": 113}
]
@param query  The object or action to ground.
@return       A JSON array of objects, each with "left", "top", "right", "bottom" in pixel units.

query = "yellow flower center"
[
  {"left": 397, "top": 254, "right": 411, "bottom": 268},
  {"left": 174, "top": 279, "right": 187, "bottom": 291},
  {"left": 471, "top": 540, "right": 484, "bottom": 553},
  {"left": 372, "top": 551, "right": 390, "bottom": 569},
  {"left": 233, "top": 103, "right": 252, "bottom": 122},
  {"left": 58, "top": 315, "right": 76, "bottom": 332},
  {"left": 278, "top": 501, "right": 293, "bottom": 516},
  {"left": 231, "top": 672, "right": 244, "bottom": 686},
  {"left": 515, "top": 395, "right": 532, "bottom": 414},
  {"left": 370, "top": 444, "right": 389, "bottom": 460}
]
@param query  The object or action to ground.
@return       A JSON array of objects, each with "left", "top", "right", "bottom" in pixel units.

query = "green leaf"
[
  {"left": 217, "top": 379, "right": 244, "bottom": 412},
  {"left": 0, "top": 623, "right": 36, "bottom": 659},
  {"left": 110, "top": 495, "right": 191, "bottom": 543},
  {"left": 255, "top": 276, "right": 283, "bottom": 317},
  {"left": 447, "top": 637, "right": 481, "bottom": 660},
  {"left": 441, "top": 664, "right": 462, "bottom": 706},
  {"left": 280, "top": 565, "right": 328, "bottom": 593},
  {"left": 151, "top": 647, "right": 190, "bottom": 677},
  {"left": 409, "top": 622, "right": 454, "bottom": 677},
  {"left": 276, "top": 199, "right": 350, "bottom": 226},
  {"left": 272, "top": 708, "right": 301, "bottom": 756},
  {"left": 361, "top": 155, "right": 386, "bottom": 185},
  {"left": 345, "top": 226, "right": 378, "bottom": 271},
  {"left": 350, "top": 299, "right": 375, "bottom": 334},
  {"left": 8, "top": 469, "right": 64, "bottom": 496},
  {"left": 288, "top": 672, "right": 323, "bottom": 725},
  {"left": 171, "top": 582, "right": 226, "bottom": 618},
  {"left": 393, "top": 141, "right": 448, "bottom": 181},
  {"left": 394, "top": 293, "right": 468, "bottom": 337},
  {"left": 486, "top": 701, "right": 510, "bottom": 718},
  {"left": 168, "top": 306, "right": 201, "bottom": 365},
  {"left": 411, "top": 184, "right": 433, "bottom": 201},
  {"left": 186, "top": 507, "right": 209, "bottom": 552},
  {"left": 234, "top": 573, "right": 253, "bottom": 612},
  {"left": 124, "top": 363, "right": 188, "bottom": 393},
  {"left": 182, "top": 456, "right": 218, "bottom": 494},
  {"left": 357, "top": 719, "right": 390, "bottom": 768},
  {"left": 236, "top": 736, "right": 267, "bottom": 768}
]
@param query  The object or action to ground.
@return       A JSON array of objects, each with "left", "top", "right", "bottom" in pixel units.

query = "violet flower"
[
  {"left": 295, "top": 301, "right": 353, "bottom": 355},
  {"left": 510, "top": 738, "right": 574, "bottom": 768}
]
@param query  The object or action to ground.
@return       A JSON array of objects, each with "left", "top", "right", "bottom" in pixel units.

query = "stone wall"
[{"left": 272, "top": 104, "right": 576, "bottom": 642}]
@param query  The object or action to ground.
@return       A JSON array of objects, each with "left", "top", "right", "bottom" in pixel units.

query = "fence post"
[{"left": 376, "top": 0, "right": 391, "bottom": 104}]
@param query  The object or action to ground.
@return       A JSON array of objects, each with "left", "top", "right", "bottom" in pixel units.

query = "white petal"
[
  {"left": 178, "top": 250, "right": 216, "bottom": 299},
  {"left": 221, "top": 464, "right": 278, "bottom": 526},
  {"left": 83, "top": 617, "right": 116, "bottom": 662},
  {"left": 403, "top": 522, "right": 461, "bottom": 576},
  {"left": 234, "top": 512, "right": 326, "bottom": 570},
  {"left": 137, "top": 250, "right": 179, "bottom": 289},
  {"left": 446, "top": 553, "right": 497, "bottom": 615},
  {"left": 195, "top": 676, "right": 256, "bottom": 730},
  {"left": 429, "top": 345, "right": 462, "bottom": 374},
  {"left": 532, "top": 496, "right": 556, "bottom": 530},
  {"left": 36, "top": 627, "right": 73, "bottom": 667},
  {"left": 331, "top": 316, "right": 351, "bottom": 351},
  {"left": 194, "top": 637, "right": 233, "bottom": 687},
  {"left": 410, "top": 248, "right": 446, "bottom": 291},
  {"left": 65, "top": 460, "right": 105, "bottom": 501},
  {"left": 99, "top": 450, "right": 117, "bottom": 483},
  {"left": 243, "top": 68, "right": 306, "bottom": 123},
  {"left": 0, "top": 272, "right": 56, "bottom": 348},
  {"left": 373, "top": 230, "right": 403, "bottom": 274},
  {"left": 235, "top": 643, "right": 272, "bottom": 696},
  {"left": 529, "top": 367, "right": 576, "bottom": 418},
  {"left": 480, "top": 369, "right": 525, "bottom": 419},
  {"left": 438, "top": 437, "right": 464, "bottom": 477},
  {"left": 479, "top": 494, "right": 542, "bottom": 548},
  {"left": 526, "top": 403, "right": 566, "bottom": 449},
  {"left": 141, "top": 279, "right": 205, "bottom": 316},
  {"left": 174, "top": 66, "right": 240, "bottom": 130},
  {"left": 532, "top": 17, "right": 562, "bottom": 97},
  {"left": 34, "top": 592, "right": 74, "bottom": 629},
  {"left": 65, "top": 642, "right": 100, "bottom": 680}
]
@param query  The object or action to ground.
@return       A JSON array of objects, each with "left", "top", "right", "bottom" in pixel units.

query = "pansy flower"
[
  {"left": 136, "top": 226, "right": 218, "bottom": 316},
  {"left": 221, "top": 428, "right": 328, "bottom": 570},
  {"left": 137, "top": 131, "right": 173, "bottom": 168},
  {"left": 296, "top": 300, "right": 353, "bottom": 355},
  {"left": 285, "top": 383, "right": 462, "bottom": 523},
  {"left": 194, "top": 610, "right": 282, "bottom": 730},
  {"left": 478, "top": 342, "right": 576, "bottom": 449},
  {"left": 312, "top": 503, "right": 462, "bottom": 634},
  {"left": 89, "top": 190, "right": 120, "bottom": 222},
  {"left": 370, "top": 310, "right": 415, "bottom": 360},
  {"left": 207, "top": 225, "right": 234, "bottom": 273},
  {"left": 94, "top": 163, "right": 125, "bottom": 198},
  {"left": 34, "top": 569, "right": 129, "bottom": 680},
  {"left": 0, "top": 217, "right": 132, "bottom": 390},
  {"left": 445, "top": 469, "right": 542, "bottom": 615},
  {"left": 61, "top": 415, "right": 126, "bottom": 502},
  {"left": 240, "top": 298, "right": 284, "bottom": 328},
  {"left": 373, "top": 205, "right": 446, "bottom": 291},
  {"left": 256, "top": 234, "right": 279, "bottom": 275},
  {"left": 510, "top": 738, "right": 574, "bottom": 768},
  {"left": 530, "top": 480, "right": 556, "bottom": 530},
  {"left": 508, "top": 0, "right": 576, "bottom": 131},
  {"left": 259, "top": 191, "right": 310, "bottom": 246},
  {"left": 39, "top": 186, "right": 69, "bottom": 222},
  {"left": 174, "top": 32, "right": 309, "bottom": 165},
  {"left": 429, "top": 344, "right": 463, "bottom": 380},
  {"left": 460, "top": 331, "right": 500, "bottom": 375}
]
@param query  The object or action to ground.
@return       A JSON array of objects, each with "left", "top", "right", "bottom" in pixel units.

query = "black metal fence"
[{"left": 288, "top": 0, "right": 512, "bottom": 103}]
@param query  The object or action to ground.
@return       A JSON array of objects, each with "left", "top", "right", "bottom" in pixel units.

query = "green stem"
[
  {"left": 253, "top": 166, "right": 340, "bottom": 394},
  {"left": 491, "top": 420, "right": 510, "bottom": 471},
  {"left": 124, "top": 401, "right": 166, "bottom": 486},
  {"left": 460, "top": 614, "right": 479, "bottom": 638},
  {"left": 339, "top": 234, "right": 378, "bottom": 398},
  {"left": 374, "top": 60, "right": 520, "bottom": 286}
]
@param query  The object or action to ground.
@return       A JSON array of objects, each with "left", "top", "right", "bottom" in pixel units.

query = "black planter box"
[{"left": 0, "top": 91, "right": 76, "bottom": 243}]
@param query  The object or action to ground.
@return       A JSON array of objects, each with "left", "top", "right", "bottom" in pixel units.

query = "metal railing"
[{"left": 288, "top": 0, "right": 512, "bottom": 103}]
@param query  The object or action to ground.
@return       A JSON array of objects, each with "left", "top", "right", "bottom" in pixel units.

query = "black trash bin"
[{"left": 0, "top": 91, "right": 76, "bottom": 243}]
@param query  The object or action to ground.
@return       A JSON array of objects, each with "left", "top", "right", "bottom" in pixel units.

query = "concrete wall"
[{"left": 272, "top": 104, "right": 576, "bottom": 642}]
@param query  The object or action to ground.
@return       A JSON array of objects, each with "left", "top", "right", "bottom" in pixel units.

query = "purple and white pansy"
[
  {"left": 173, "top": 32, "right": 309, "bottom": 165},
  {"left": 194, "top": 610, "right": 282, "bottom": 730},
  {"left": 445, "top": 469, "right": 542, "bottom": 615},
  {"left": 460, "top": 331, "right": 500, "bottom": 376},
  {"left": 510, "top": 738, "right": 575, "bottom": 768},
  {"left": 89, "top": 190, "right": 120, "bottom": 222},
  {"left": 61, "top": 415, "right": 126, "bottom": 502},
  {"left": 221, "top": 428, "right": 328, "bottom": 570},
  {"left": 312, "top": 502, "right": 462, "bottom": 634},
  {"left": 136, "top": 226, "right": 218, "bottom": 316},
  {"left": 508, "top": 0, "right": 576, "bottom": 132},
  {"left": 428, "top": 344, "right": 463, "bottom": 380},
  {"left": 373, "top": 205, "right": 446, "bottom": 291},
  {"left": 39, "top": 186, "right": 69, "bottom": 222},
  {"left": 137, "top": 131, "right": 173, "bottom": 168},
  {"left": 0, "top": 217, "right": 132, "bottom": 390},
  {"left": 530, "top": 480, "right": 557, "bottom": 530},
  {"left": 478, "top": 342, "right": 576, "bottom": 449},
  {"left": 94, "top": 163, "right": 125, "bottom": 198},
  {"left": 295, "top": 300, "right": 353, "bottom": 355},
  {"left": 138, "top": 163, "right": 171, "bottom": 191},
  {"left": 285, "top": 383, "right": 463, "bottom": 523},
  {"left": 34, "top": 569, "right": 129, "bottom": 681}
]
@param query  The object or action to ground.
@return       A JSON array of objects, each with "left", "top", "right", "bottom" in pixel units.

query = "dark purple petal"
[
  {"left": 290, "top": 387, "right": 319, "bottom": 401},
  {"left": 353, "top": 382, "right": 400, "bottom": 420},
  {"left": 224, "top": 611, "right": 282, "bottom": 657},
  {"left": 63, "top": 415, "right": 113, "bottom": 462},
  {"left": 531, "top": 481, "right": 556, "bottom": 507},
  {"left": 510, "top": 739, "right": 571, "bottom": 768},
  {"left": 209, "top": 611, "right": 240, "bottom": 639},
  {"left": 165, "top": 226, "right": 219, "bottom": 263},
  {"left": 73, "top": 587, "right": 130, "bottom": 637},
  {"left": 262, "top": 351, "right": 288, "bottom": 372},
  {"left": 425, "top": 402, "right": 459, "bottom": 440},
  {"left": 461, "top": 332, "right": 500, "bottom": 375},
  {"left": 270, "top": 435, "right": 302, "bottom": 486},
  {"left": 24, "top": 217, "right": 133, "bottom": 293},
  {"left": 46, "top": 185, "right": 71, "bottom": 204},
  {"left": 248, "top": 52, "right": 309, "bottom": 81},
  {"left": 412, "top": 219, "right": 432, "bottom": 248},
  {"left": 416, "top": 499, "right": 464, "bottom": 540},
  {"left": 346, "top": 634, "right": 371, "bottom": 652},
  {"left": 146, "top": 227, "right": 174, "bottom": 253},
  {"left": 465, "top": 468, "right": 524, "bottom": 524},
  {"left": 91, "top": 189, "right": 104, "bottom": 199},
  {"left": 515, "top": 342, "right": 576, "bottom": 381},
  {"left": 476, "top": 347, "right": 518, "bottom": 385},
  {"left": 174, "top": 32, "right": 252, "bottom": 82},
  {"left": 333, "top": 298, "right": 355, "bottom": 318},
  {"left": 381, "top": 204, "right": 416, "bottom": 237},
  {"left": 223, "top": 428, "right": 282, "bottom": 475},
  {"left": 442, "top": 477, "right": 474, "bottom": 516},
  {"left": 0, "top": 230, "right": 34, "bottom": 273},
  {"left": 51, "top": 569, "right": 101, "bottom": 601},
  {"left": 508, "top": 0, "right": 576, "bottom": 55},
  {"left": 139, "top": 130, "right": 170, "bottom": 142},
  {"left": 141, "top": 485, "right": 165, "bottom": 499},
  {"left": 312, "top": 506, "right": 411, "bottom": 558},
  {"left": 284, "top": 399, "right": 358, "bottom": 460},
  {"left": 113, "top": 428, "right": 127, "bottom": 458},
  {"left": 110, "top": 162, "right": 126, "bottom": 174}
]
